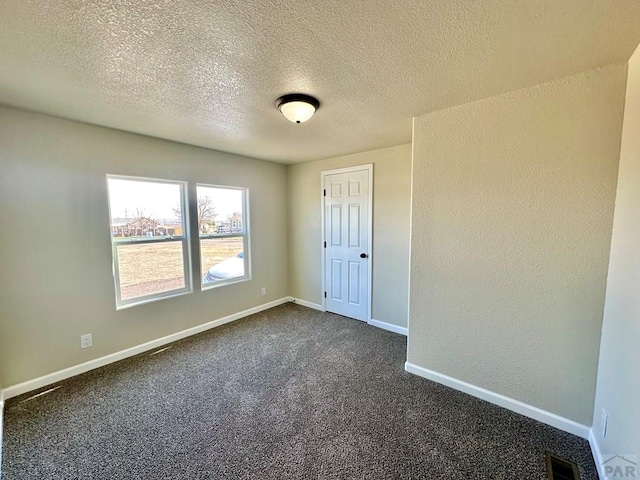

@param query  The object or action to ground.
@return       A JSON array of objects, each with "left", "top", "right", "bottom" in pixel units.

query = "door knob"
[{"left": 360, "top": 253, "right": 368, "bottom": 258}]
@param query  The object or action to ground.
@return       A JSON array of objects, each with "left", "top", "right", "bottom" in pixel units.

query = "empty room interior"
[{"left": 1, "top": 1, "right": 640, "bottom": 479}]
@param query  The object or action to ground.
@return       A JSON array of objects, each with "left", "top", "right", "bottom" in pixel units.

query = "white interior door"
[{"left": 323, "top": 166, "right": 371, "bottom": 322}]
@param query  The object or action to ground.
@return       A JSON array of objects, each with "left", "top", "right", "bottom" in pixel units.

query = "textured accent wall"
[
  {"left": 0, "top": 107, "right": 289, "bottom": 388},
  {"left": 288, "top": 144, "right": 411, "bottom": 328},
  {"left": 592, "top": 45, "right": 640, "bottom": 456},
  {"left": 408, "top": 64, "right": 626, "bottom": 425}
]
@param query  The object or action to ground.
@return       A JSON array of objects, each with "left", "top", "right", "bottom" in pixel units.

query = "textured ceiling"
[{"left": 1, "top": 1, "right": 640, "bottom": 164}]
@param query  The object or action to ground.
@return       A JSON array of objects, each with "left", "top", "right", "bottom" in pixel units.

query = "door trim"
[{"left": 320, "top": 164, "right": 373, "bottom": 321}]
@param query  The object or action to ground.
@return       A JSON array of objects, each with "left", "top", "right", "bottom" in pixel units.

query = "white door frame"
[{"left": 320, "top": 164, "right": 373, "bottom": 321}]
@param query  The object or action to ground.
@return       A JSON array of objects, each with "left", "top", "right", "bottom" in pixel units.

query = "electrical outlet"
[
  {"left": 80, "top": 333, "right": 93, "bottom": 349},
  {"left": 261, "top": 287, "right": 267, "bottom": 296},
  {"left": 601, "top": 408, "right": 608, "bottom": 438}
]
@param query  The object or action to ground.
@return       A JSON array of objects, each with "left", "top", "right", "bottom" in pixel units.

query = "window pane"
[
  {"left": 108, "top": 178, "right": 185, "bottom": 239},
  {"left": 196, "top": 185, "right": 244, "bottom": 235},
  {"left": 201, "top": 237, "right": 244, "bottom": 284},
  {"left": 116, "top": 242, "right": 186, "bottom": 301},
  {"left": 196, "top": 184, "right": 248, "bottom": 287}
]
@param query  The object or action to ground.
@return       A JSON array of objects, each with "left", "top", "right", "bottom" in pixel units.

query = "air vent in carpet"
[{"left": 546, "top": 452, "right": 581, "bottom": 480}]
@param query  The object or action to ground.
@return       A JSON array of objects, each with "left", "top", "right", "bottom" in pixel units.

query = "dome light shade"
[{"left": 276, "top": 94, "right": 320, "bottom": 124}]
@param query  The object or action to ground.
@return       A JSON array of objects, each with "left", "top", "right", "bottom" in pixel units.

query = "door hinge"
[
  {"left": 324, "top": 291, "right": 327, "bottom": 298},
  {"left": 323, "top": 189, "right": 326, "bottom": 196}
]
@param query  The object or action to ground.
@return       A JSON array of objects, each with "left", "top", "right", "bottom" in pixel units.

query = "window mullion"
[
  {"left": 186, "top": 181, "right": 201, "bottom": 291},
  {"left": 112, "top": 243, "right": 123, "bottom": 305}
]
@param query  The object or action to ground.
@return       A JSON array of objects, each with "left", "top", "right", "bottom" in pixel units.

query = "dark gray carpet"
[{"left": 2, "top": 303, "right": 597, "bottom": 479}]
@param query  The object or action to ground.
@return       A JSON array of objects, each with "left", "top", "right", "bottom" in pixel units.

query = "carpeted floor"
[{"left": 2, "top": 303, "right": 597, "bottom": 479}]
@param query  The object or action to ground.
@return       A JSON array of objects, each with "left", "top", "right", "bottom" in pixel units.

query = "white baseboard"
[
  {"left": 589, "top": 428, "right": 606, "bottom": 479},
  {"left": 368, "top": 318, "right": 408, "bottom": 336},
  {"left": 289, "top": 297, "right": 324, "bottom": 311},
  {"left": 404, "top": 362, "right": 590, "bottom": 439},
  {"left": 289, "top": 302, "right": 408, "bottom": 337},
  {"left": 1, "top": 297, "right": 292, "bottom": 401}
]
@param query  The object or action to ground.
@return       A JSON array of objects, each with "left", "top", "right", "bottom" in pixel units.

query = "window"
[
  {"left": 197, "top": 184, "right": 250, "bottom": 287},
  {"left": 107, "top": 176, "right": 191, "bottom": 308}
]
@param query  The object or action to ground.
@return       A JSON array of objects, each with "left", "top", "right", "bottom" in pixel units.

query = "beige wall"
[
  {"left": 592, "top": 46, "right": 640, "bottom": 456},
  {"left": 408, "top": 64, "right": 626, "bottom": 425},
  {"left": 0, "top": 107, "right": 289, "bottom": 387},
  {"left": 288, "top": 144, "right": 412, "bottom": 328}
]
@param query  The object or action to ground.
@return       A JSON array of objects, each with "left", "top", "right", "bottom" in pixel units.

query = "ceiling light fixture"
[{"left": 276, "top": 93, "right": 320, "bottom": 124}]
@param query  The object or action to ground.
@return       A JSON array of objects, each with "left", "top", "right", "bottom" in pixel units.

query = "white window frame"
[
  {"left": 107, "top": 175, "right": 192, "bottom": 309},
  {"left": 197, "top": 184, "right": 251, "bottom": 289}
]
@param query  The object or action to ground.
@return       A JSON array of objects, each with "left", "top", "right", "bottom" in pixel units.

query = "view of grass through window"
[
  {"left": 107, "top": 176, "right": 190, "bottom": 306},
  {"left": 116, "top": 243, "right": 186, "bottom": 301},
  {"left": 197, "top": 185, "right": 248, "bottom": 286},
  {"left": 107, "top": 177, "right": 249, "bottom": 307},
  {"left": 107, "top": 175, "right": 249, "bottom": 307}
]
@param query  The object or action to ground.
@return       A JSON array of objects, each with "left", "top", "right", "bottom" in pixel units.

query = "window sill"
[
  {"left": 116, "top": 288, "right": 193, "bottom": 310},
  {"left": 201, "top": 275, "right": 252, "bottom": 292}
]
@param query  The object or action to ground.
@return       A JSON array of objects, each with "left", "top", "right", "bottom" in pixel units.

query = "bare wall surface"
[
  {"left": 592, "top": 45, "right": 640, "bottom": 457},
  {"left": 0, "top": 107, "right": 289, "bottom": 388},
  {"left": 288, "top": 145, "right": 411, "bottom": 328},
  {"left": 409, "top": 64, "right": 627, "bottom": 425}
]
